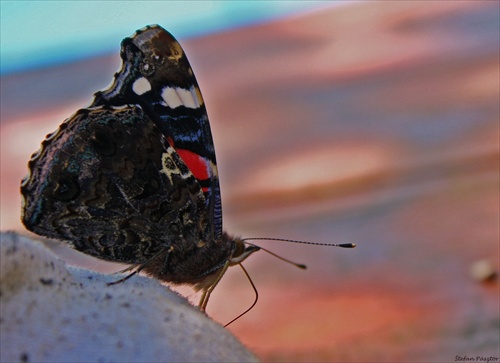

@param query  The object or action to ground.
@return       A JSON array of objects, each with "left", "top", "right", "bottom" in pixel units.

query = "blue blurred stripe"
[{"left": 0, "top": 1, "right": 333, "bottom": 75}]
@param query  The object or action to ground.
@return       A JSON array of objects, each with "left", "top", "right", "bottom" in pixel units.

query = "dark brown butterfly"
[{"left": 21, "top": 25, "right": 355, "bottom": 326}]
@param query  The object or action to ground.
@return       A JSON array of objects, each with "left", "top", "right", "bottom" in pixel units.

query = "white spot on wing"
[
  {"left": 209, "top": 160, "right": 218, "bottom": 178},
  {"left": 132, "top": 77, "right": 152, "bottom": 95},
  {"left": 160, "top": 147, "right": 182, "bottom": 185},
  {"left": 161, "top": 86, "right": 201, "bottom": 109},
  {"left": 176, "top": 87, "right": 197, "bottom": 108},
  {"left": 161, "top": 87, "right": 183, "bottom": 108}
]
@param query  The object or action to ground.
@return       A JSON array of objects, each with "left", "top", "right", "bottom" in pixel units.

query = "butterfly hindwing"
[
  {"left": 21, "top": 106, "right": 209, "bottom": 264},
  {"left": 92, "top": 25, "right": 222, "bottom": 241}
]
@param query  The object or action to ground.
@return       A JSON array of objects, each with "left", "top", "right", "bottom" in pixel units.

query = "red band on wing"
[{"left": 176, "top": 148, "right": 210, "bottom": 183}]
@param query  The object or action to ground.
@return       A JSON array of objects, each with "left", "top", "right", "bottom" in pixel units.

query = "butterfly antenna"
[
  {"left": 243, "top": 241, "right": 307, "bottom": 269},
  {"left": 243, "top": 237, "right": 356, "bottom": 249},
  {"left": 224, "top": 263, "right": 258, "bottom": 327},
  {"left": 241, "top": 238, "right": 356, "bottom": 270}
]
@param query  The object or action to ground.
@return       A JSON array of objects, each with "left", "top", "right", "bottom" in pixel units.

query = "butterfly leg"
[
  {"left": 112, "top": 265, "right": 137, "bottom": 275},
  {"left": 108, "top": 246, "right": 174, "bottom": 286},
  {"left": 198, "top": 260, "right": 230, "bottom": 312},
  {"left": 107, "top": 267, "right": 141, "bottom": 286}
]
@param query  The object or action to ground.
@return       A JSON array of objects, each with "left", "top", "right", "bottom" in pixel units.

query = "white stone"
[{"left": 0, "top": 232, "right": 258, "bottom": 363}]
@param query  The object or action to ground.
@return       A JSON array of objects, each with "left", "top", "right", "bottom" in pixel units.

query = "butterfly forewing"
[{"left": 92, "top": 25, "right": 222, "bottom": 241}]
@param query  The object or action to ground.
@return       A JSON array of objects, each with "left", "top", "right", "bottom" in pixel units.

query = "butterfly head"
[{"left": 228, "top": 237, "right": 261, "bottom": 265}]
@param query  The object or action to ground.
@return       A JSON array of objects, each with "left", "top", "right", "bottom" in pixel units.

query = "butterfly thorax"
[{"left": 142, "top": 232, "right": 255, "bottom": 290}]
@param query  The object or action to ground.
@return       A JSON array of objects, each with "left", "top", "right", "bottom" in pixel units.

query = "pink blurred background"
[{"left": 1, "top": 1, "right": 498, "bottom": 361}]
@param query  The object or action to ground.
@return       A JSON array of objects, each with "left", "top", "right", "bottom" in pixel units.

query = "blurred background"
[{"left": 1, "top": 1, "right": 499, "bottom": 361}]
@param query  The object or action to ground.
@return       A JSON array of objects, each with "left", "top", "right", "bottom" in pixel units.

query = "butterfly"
[{"left": 21, "top": 25, "right": 354, "bottom": 324}]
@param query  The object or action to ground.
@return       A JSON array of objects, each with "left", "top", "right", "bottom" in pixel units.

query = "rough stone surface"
[{"left": 0, "top": 231, "right": 258, "bottom": 363}]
